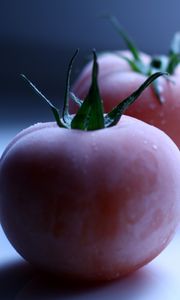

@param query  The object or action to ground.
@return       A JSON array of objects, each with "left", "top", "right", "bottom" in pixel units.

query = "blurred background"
[{"left": 0, "top": 0, "right": 180, "bottom": 143}]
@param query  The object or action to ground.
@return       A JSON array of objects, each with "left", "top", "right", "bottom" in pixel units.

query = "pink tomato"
[
  {"left": 0, "top": 51, "right": 180, "bottom": 281},
  {"left": 72, "top": 19, "right": 180, "bottom": 147}
]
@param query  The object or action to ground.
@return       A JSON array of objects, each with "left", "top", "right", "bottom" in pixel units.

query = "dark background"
[{"left": 0, "top": 0, "right": 180, "bottom": 127}]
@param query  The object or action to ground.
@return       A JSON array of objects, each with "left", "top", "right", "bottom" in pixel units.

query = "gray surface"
[{"left": 1, "top": 224, "right": 180, "bottom": 299}]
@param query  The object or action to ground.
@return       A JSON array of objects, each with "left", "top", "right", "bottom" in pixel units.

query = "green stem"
[
  {"left": 106, "top": 16, "right": 180, "bottom": 104},
  {"left": 62, "top": 49, "right": 79, "bottom": 124},
  {"left": 21, "top": 74, "right": 63, "bottom": 127},
  {"left": 105, "top": 72, "right": 166, "bottom": 127},
  {"left": 22, "top": 50, "right": 166, "bottom": 131}
]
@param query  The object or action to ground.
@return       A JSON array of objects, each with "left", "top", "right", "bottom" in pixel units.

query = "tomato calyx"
[
  {"left": 21, "top": 50, "right": 165, "bottom": 131},
  {"left": 108, "top": 16, "right": 180, "bottom": 104}
]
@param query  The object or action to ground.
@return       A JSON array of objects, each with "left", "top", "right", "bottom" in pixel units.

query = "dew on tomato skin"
[
  {"left": 159, "top": 111, "right": 164, "bottom": 117},
  {"left": 160, "top": 119, "right": 167, "bottom": 125},
  {"left": 113, "top": 272, "right": 120, "bottom": 279},
  {"left": 159, "top": 95, "right": 165, "bottom": 103},
  {"left": 90, "top": 133, "right": 99, "bottom": 152},
  {"left": 92, "top": 141, "right": 98, "bottom": 152},
  {"left": 157, "top": 84, "right": 164, "bottom": 94},
  {"left": 81, "top": 154, "right": 89, "bottom": 175},
  {"left": 152, "top": 144, "right": 158, "bottom": 150},
  {"left": 161, "top": 236, "right": 171, "bottom": 247},
  {"left": 148, "top": 103, "right": 156, "bottom": 110},
  {"left": 71, "top": 154, "right": 81, "bottom": 172}
]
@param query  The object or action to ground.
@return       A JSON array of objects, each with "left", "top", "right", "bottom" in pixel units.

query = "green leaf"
[
  {"left": 116, "top": 54, "right": 142, "bottom": 73},
  {"left": 148, "top": 56, "right": 169, "bottom": 104},
  {"left": 116, "top": 53, "right": 148, "bottom": 74},
  {"left": 71, "top": 50, "right": 104, "bottom": 130},
  {"left": 165, "top": 32, "right": 180, "bottom": 74},
  {"left": 105, "top": 16, "right": 180, "bottom": 104},
  {"left": 21, "top": 50, "right": 165, "bottom": 131},
  {"left": 167, "top": 53, "right": 180, "bottom": 74},
  {"left": 151, "top": 79, "right": 165, "bottom": 104},
  {"left": 108, "top": 15, "right": 140, "bottom": 61},
  {"left": 169, "top": 31, "right": 180, "bottom": 56},
  {"left": 70, "top": 92, "right": 83, "bottom": 107},
  {"left": 21, "top": 74, "right": 63, "bottom": 127},
  {"left": 62, "top": 49, "right": 79, "bottom": 127},
  {"left": 106, "top": 16, "right": 150, "bottom": 76},
  {"left": 104, "top": 72, "right": 166, "bottom": 127}
]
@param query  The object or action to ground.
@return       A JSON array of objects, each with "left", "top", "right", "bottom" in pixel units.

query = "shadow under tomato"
[
  {"left": 0, "top": 259, "right": 35, "bottom": 300},
  {"left": 15, "top": 265, "right": 160, "bottom": 300}
]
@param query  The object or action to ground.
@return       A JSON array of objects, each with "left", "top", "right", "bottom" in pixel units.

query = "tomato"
[
  {"left": 0, "top": 50, "right": 180, "bottom": 281},
  {"left": 72, "top": 22, "right": 180, "bottom": 147},
  {"left": 1, "top": 117, "right": 180, "bottom": 280}
]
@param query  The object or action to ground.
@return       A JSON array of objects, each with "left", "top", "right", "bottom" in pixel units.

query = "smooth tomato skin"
[
  {"left": 0, "top": 117, "right": 180, "bottom": 281},
  {"left": 72, "top": 51, "right": 180, "bottom": 147}
]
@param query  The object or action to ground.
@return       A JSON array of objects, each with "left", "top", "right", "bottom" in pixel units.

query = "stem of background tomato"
[{"left": 107, "top": 15, "right": 180, "bottom": 104}]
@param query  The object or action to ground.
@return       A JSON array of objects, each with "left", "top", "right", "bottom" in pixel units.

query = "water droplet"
[
  {"left": 158, "top": 84, "right": 164, "bottom": 93},
  {"left": 160, "top": 95, "right": 165, "bottom": 103},
  {"left": 115, "top": 272, "right": 120, "bottom": 278},
  {"left": 160, "top": 119, "right": 166, "bottom": 125},
  {"left": 92, "top": 141, "right": 98, "bottom": 152},
  {"left": 159, "top": 111, "right": 164, "bottom": 117},
  {"left": 149, "top": 103, "right": 156, "bottom": 110},
  {"left": 143, "top": 140, "right": 148, "bottom": 145},
  {"left": 93, "top": 142, "right": 98, "bottom": 151},
  {"left": 152, "top": 144, "right": 158, "bottom": 150}
]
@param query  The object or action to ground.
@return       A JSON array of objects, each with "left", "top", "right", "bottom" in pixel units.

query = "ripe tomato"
[
  {"left": 0, "top": 50, "right": 180, "bottom": 281},
  {"left": 1, "top": 117, "right": 180, "bottom": 280},
  {"left": 72, "top": 20, "right": 180, "bottom": 147}
]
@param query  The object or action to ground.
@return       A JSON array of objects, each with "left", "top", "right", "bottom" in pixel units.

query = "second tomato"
[{"left": 72, "top": 21, "right": 180, "bottom": 147}]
